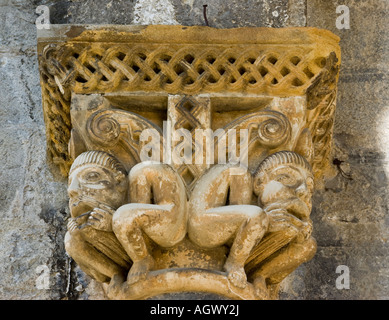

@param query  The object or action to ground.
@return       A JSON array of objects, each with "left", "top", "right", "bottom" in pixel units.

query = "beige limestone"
[
  {"left": 37, "top": 25, "right": 341, "bottom": 300},
  {"left": 65, "top": 151, "right": 131, "bottom": 283},
  {"left": 38, "top": 25, "right": 340, "bottom": 185}
]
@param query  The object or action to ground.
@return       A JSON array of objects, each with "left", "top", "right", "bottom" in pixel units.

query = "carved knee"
[
  {"left": 112, "top": 206, "right": 135, "bottom": 236},
  {"left": 64, "top": 230, "right": 84, "bottom": 259},
  {"left": 297, "top": 236, "right": 317, "bottom": 261},
  {"left": 187, "top": 214, "right": 210, "bottom": 248}
]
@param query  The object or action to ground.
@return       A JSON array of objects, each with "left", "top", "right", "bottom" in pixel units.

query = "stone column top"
[{"left": 37, "top": 24, "right": 340, "bottom": 47}]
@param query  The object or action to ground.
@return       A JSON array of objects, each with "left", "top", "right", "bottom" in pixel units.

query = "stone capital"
[{"left": 38, "top": 25, "right": 340, "bottom": 300}]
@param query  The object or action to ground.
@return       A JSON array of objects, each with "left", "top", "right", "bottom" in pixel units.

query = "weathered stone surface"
[
  {"left": 0, "top": 0, "right": 387, "bottom": 300},
  {"left": 37, "top": 25, "right": 340, "bottom": 182},
  {"left": 289, "top": 0, "right": 389, "bottom": 300},
  {"left": 45, "top": 0, "right": 306, "bottom": 28},
  {"left": 0, "top": 0, "right": 104, "bottom": 300},
  {"left": 36, "top": 24, "right": 340, "bottom": 300}
]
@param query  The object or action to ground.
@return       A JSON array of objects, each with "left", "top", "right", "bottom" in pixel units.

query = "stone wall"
[{"left": 0, "top": 0, "right": 387, "bottom": 299}]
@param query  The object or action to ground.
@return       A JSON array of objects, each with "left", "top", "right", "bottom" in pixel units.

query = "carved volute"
[{"left": 37, "top": 25, "right": 340, "bottom": 300}]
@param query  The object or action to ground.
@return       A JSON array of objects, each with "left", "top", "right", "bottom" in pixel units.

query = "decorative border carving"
[
  {"left": 37, "top": 25, "right": 341, "bottom": 183},
  {"left": 38, "top": 26, "right": 341, "bottom": 300}
]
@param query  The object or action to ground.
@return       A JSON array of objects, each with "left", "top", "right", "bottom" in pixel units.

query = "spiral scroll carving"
[
  {"left": 219, "top": 110, "right": 291, "bottom": 151},
  {"left": 88, "top": 112, "right": 122, "bottom": 146},
  {"left": 256, "top": 114, "right": 290, "bottom": 148},
  {"left": 85, "top": 108, "right": 164, "bottom": 166},
  {"left": 38, "top": 27, "right": 340, "bottom": 181}
]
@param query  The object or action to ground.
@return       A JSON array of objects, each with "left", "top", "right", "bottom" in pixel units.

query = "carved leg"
[
  {"left": 252, "top": 237, "right": 317, "bottom": 289},
  {"left": 220, "top": 207, "right": 269, "bottom": 288},
  {"left": 128, "top": 162, "right": 187, "bottom": 248},
  {"left": 64, "top": 231, "right": 127, "bottom": 283},
  {"left": 112, "top": 205, "right": 162, "bottom": 284},
  {"left": 252, "top": 275, "right": 270, "bottom": 300},
  {"left": 112, "top": 162, "right": 187, "bottom": 285},
  {"left": 188, "top": 165, "right": 269, "bottom": 288},
  {"left": 189, "top": 205, "right": 268, "bottom": 288}
]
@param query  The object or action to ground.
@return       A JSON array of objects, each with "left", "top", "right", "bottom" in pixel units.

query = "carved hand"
[
  {"left": 83, "top": 207, "right": 115, "bottom": 232},
  {"left": 266, "top": 209, "right": 312, "bottom": 243},
  {"left": 267, "top": 210, "right": 300, "bottom": 234},
  {"left": 67, "top": 213, "right": 89, "bottom": 234},
  {"left": 67, "top": 218, "right": 78, "bottom": 233},
  {"left": 295, "top": 219, "right": 313, "bottom": 243}
]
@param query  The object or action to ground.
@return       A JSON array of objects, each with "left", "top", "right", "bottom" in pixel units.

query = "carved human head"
[
  {"left": 253, "top": 151, "right": 314, "bottom": 218},
  {"left": 68, "top": 151, "right": 127, "bottom": 217}
]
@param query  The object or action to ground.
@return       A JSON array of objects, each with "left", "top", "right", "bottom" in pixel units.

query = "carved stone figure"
[
  {"left": 65, "top": 151, "right": 131, "bottom": 283},
  {"left": 37, "top": 25, "right": 341, "bottom": 300},
  {"left": 248, "top": 151, "right": 317, "bottom": 298},
  {"left": 188, "top": 164, "right": 269, "bottom": 289},
  {"left": 112, "top": 161, "right": 187, "bottom": 285}
]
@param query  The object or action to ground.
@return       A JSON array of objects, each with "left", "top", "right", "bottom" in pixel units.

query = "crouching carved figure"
[
  {"left": 65, "top": 154, "right": 188, "bottom": 285},
  {"left": 65, "top": 149, "right": 316, "bottom": 299},
  {"left": 188, "top": 165, "right": 269, "bottom": 289},
  {"left": 64, "top": 151, "right": 131, "bottom": 283},
  {"left": 112, "top": 161, "right": 187, "bottom": 285},
  {"left": 246, "top": 151, "right": 317, "bottom": 298}
]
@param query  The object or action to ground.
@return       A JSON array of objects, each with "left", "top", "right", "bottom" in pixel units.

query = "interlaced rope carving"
[
  {"left": 306, "top": 52, "right": 340, "bottom": 183},
  {"left": 49, "top": 44, "right": 326, "bottom": 96},
  {"left": 39, "top": 41, "right": 339, "bottom": 181},
  {"left": 172, "top": 97, "right": 208, "bottom": 192},
  {"left": 39, "top": 63, "right": 72, "bottom": 176}
]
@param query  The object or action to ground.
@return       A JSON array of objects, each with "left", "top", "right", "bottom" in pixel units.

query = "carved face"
[
  {"left": 68, "top": 164, "right": 127, "bottom": 217},
  {"left": 257, "top": 164, "right": 314, "bottom": 219}
]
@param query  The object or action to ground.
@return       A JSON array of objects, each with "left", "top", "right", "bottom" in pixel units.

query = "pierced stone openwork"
[{"left": 38, "top": 25, "right": 340, "bottom": 300}]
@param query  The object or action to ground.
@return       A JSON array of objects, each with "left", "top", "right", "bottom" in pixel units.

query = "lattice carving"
[
  {"left": 306, "top": 52, "right": 340, "bottom": 184},
  {"left": 38, "top": 26, "right": 340, "bottom": 182},
  {"left": 38, "top": 26, "right": 341, "bottom": 300},
  {"left": 43, "top": 44, "right": 328, "bottom": 96},
  {"left": 169, "top": 96, "right": 211, "bottom": 192}
]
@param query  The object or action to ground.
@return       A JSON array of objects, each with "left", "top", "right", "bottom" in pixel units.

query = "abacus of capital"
[{"left": 37, "top": 25, "right": 340, "bottom": 300}]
